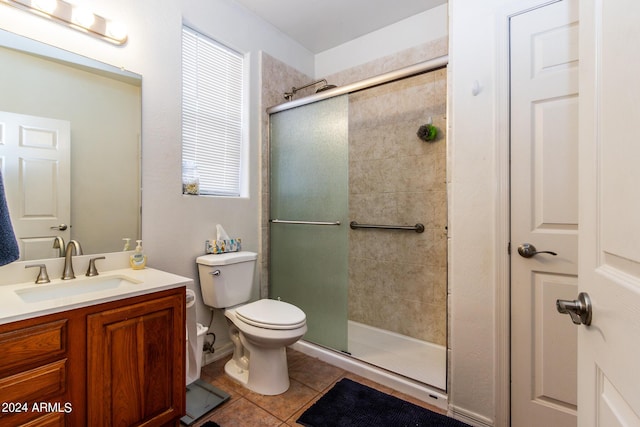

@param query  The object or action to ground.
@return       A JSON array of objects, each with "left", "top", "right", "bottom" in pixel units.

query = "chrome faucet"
[
  {"left": 70, "top": 239, "right": 83, "bottom": 255},
  {"left": 52, "top": 236, "right": 65, "bottom": 257},
  {"left": 61, "top": 240, "right": 82, "bottom": 280}
]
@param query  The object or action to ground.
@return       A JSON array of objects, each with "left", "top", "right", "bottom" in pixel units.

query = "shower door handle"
[{"left": 270, "top": 219, "right": 341, "bottom": 226}]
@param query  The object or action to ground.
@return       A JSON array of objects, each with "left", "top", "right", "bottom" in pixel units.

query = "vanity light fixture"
[
  {"left": 1, "top": 0, "right": 128, "bottom": 45},
  {"left": 31, "top": 0, "right": 56, "bottom": 14},
  {"left": 71, "top": 5, "right": 95, "bottom": 28}
]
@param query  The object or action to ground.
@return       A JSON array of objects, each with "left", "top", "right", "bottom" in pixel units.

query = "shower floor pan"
[{"left": 347, "top": 321, "right": 446, "bottom": 390}]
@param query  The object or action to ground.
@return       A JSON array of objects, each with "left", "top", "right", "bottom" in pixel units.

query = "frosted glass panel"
[{"left": 269, "top": 95, "right": 349, "bottom": 352}]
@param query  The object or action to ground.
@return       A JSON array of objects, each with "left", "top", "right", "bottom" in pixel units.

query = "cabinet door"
[{"left": 87, "top": 292, "right": 185, "bottom": 427}]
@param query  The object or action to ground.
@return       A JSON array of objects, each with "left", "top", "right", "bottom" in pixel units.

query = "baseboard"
[
  {"left": 290, "top": 340, "right": 448, "bottom": 411},
  {"left": 449, "top": 405, "right": 495, "bottom": 427}
]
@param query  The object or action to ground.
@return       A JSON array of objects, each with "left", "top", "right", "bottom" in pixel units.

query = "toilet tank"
[{"left": 196, "top": 251, "right": 258, "bottom": 308}]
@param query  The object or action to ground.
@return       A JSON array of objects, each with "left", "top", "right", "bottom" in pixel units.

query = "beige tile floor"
[{"left": 192, "top": 348, "right": 446, "bottom": 427}]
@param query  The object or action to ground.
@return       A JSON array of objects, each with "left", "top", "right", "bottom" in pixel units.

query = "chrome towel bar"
[
  {"left": 349, "top": 221, "right": 425, "bottom": 233},
  {"left": 270, "top": 219, "right": 341, "bottom": 226}
]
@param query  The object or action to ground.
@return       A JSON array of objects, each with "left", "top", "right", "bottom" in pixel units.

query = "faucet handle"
[
  {"left": 86, "top": 256, "right": 106, "bottom": 277},
  {"left": 25, "top": 264, "right": 51, "bottom": 284}
]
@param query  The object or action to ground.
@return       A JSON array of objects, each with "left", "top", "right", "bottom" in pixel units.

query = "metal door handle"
[
  {"left": 556, "top": 292, "right": 592, "bottom": 326},
  {"left": 270, "top": 219, "right": 341, "bottom": 226},
  {"left": 50, "top": 224, "right": 68, "bottom": 231},
  {"left": 517, "top": 243, "right": 557, "bottom": 258}
]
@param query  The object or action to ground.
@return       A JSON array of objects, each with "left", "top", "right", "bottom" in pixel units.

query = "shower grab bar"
[
  {"left": 270, "top": 219, "right": 341, "bottom": 226},
  {"left": 349, "top": 221, "right": 425, "bottom": 233}
]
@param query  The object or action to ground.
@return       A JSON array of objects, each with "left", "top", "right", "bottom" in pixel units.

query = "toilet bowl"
[
  {"left": 196, "top": 251, "right": 307, "bottom": 395},
  {"left": 224, "top": 299, "right": 306, "bottom": 395}
]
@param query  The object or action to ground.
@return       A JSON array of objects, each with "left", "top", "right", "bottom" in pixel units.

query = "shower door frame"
[
  {"left": 266, "top": 55, "right": 450, "bottom": 390},
  {"left": 266, "top": 56, "right": 449, "bottom": 115}
]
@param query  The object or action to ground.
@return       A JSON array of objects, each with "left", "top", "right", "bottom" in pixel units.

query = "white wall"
[
  {"left": 448, "top": 0, "right": 504, "bottom": 422},
  {"left": 315, "top": 4, "right": 448, "bottom": 77},
  {"left": 447, "top": 2, "right": 501, "bottom": 422}
]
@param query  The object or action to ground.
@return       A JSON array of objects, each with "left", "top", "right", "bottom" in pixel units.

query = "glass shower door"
[{"left": 269, "top": 95, "right": 349, "bottom": 352}]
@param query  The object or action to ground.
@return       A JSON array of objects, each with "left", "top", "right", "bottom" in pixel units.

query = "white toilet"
[{"left": 196, "top": 251, "right": 307, "bottom": 395}]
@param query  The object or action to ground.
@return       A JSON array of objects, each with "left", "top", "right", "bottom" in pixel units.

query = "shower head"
[
  {"left": 283, "top": 79, "right": 337, "bottom": 101},
  {"left": 315, "top": 84, "right": 337, "bottom": 93}
]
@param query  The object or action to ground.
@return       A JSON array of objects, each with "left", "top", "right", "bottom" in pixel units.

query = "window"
[{"left": 181, "top": 25, "right": 245, "bottom": 196}]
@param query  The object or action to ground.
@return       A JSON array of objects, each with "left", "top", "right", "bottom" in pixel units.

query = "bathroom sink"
[{"left": 15, "top": 275, "right": 142, "bottom": 303}]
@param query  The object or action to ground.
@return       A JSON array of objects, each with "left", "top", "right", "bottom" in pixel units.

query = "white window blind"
[{"left": 182, "top": 26, "right": 244, "bottom": 196}]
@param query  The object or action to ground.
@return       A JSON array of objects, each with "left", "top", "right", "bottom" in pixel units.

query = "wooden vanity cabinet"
[
  {"left": 87, "top": 292, "right": 185, "bottom": 426},
  {"left": 0, "top": 287, "right": 185, "bottom": 427},
  {"left": 0, "top": 310, "right": 83, "bottom": 427}
]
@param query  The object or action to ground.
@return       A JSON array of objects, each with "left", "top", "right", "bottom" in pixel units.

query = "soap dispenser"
[{"left": 130, "top": 240, "right": 147, "bottom": 270}]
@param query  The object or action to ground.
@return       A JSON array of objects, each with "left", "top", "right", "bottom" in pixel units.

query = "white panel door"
[
  {"left": 0, "top": 111, "right": 70, "bottom": 260},
  {"left": 578, "top": 1, "right": 640, "bottom": 426},
  {"left": 510, "top": 1, "right": 579, "bottom": 426}
]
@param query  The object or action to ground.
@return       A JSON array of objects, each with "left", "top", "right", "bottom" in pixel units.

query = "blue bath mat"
[{"left": 298, "top": 378, "right": 470, "bottom": 427}]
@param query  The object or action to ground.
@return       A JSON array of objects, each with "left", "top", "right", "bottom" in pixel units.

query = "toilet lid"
[{"left": 235, "top": 299, "right": 306, "bottom": 330}]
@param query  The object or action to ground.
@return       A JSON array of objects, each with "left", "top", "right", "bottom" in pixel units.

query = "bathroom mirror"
[{"left": 0, "top": 29, "right": 141, "bottom": 261}]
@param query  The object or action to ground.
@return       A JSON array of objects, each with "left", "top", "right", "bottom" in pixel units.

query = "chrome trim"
[
  {"left": 270, "top": 219, "right": 341, "bottom": 226},
  {"left": 349, "top": 221, "right": 425, "bottom": 233},
  {"left": 557, "top": 292, "right": 592, "bottom": 326},
  {"left": 267, "top": 55, "right": 448, "bottom": 114}
]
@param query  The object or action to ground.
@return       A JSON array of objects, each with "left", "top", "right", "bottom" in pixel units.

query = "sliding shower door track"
[{"left": 266, "top": 55, "right": 448, "bottom": 114}]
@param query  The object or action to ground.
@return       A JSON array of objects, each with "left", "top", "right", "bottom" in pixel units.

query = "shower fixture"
[{"left": 284, "top": 79, "right": 337, "bottom": 101}]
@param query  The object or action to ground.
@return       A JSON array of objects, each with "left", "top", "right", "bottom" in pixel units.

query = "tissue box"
[{"left": 205, "top": 238, "right": 242, "bottom": 254}]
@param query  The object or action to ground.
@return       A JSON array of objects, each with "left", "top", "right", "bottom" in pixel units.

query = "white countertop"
[{"left": 0, "top": 267, "right": 192, "bottom": 325}]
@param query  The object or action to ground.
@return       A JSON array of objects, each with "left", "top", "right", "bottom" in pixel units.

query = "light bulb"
[
  {"left": 72, "top": 6, "right": 95, "bottom": 28},
  {"left": 31, "top": 0, "right": 58, "bottom": 14},
  {"left": 106, "top": 20, "right": 127, "bottom": 42}
]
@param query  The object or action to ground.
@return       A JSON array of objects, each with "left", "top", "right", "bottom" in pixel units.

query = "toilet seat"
[{"left": 235, "top": 299, "right": 306, "bottom": 330}]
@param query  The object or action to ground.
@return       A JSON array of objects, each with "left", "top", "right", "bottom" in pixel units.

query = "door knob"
[
  {"left": 556, "top": 292, "right": 592, "bottom": 326},
  {"left": 517, "top": 243, "right": 557, "bottom": 258},
  {"left": 50, "top": 224, "right": 68, "bottom": 231}
]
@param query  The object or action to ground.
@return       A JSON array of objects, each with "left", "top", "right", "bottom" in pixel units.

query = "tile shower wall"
[{"left": 348, "top": 70, "right": 447, "bottom": 346}]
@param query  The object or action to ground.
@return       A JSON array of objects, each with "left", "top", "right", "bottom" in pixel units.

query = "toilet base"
[
  {"left": 224, "top": 346, "right": 290, "bottom": 395},
  {"left": 224, "top": 358, "right": 249, "bottom": 387}
]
